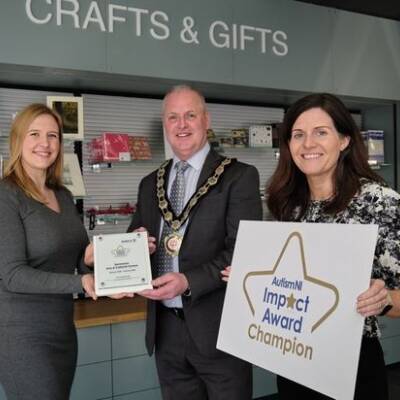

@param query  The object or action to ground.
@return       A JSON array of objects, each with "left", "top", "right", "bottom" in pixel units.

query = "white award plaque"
[{"left": 94, "top": 232, "right": 153, "bottom": 296}]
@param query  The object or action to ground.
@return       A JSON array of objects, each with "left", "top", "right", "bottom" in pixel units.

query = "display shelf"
[
  {"left": 89, "top": 159, "right": 153, "bottom": 172},
  {"left": 369, "top": 162, "right": 391, "bottom": 170}
]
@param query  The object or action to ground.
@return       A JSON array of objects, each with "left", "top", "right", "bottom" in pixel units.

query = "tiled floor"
[{"left": 258, "top": 362, "right": 400, "bottom": 399}]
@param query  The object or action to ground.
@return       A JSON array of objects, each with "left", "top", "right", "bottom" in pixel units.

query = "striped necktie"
[{"left": 156, "top": 160, "right": 189, "bottom": 276}]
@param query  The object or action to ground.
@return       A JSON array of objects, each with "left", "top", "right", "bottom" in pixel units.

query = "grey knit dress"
[{"left": 0, "top": 181, "right": 89, "bottom": 400}]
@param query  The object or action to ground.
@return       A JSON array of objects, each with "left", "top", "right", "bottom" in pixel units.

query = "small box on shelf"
[
  {"left": 362, "top": 130, "right": 385, "bottom": 164},
  {"left": 217, "top": 129, "right": 248, "bottom": 149},
  {"left": 249, "top": 125, "right": 273, "bottom": 147},
  {"left": 219, "top": 136, "right": 234, "bottom": 148},
  {"left": 231, "top": 129, "right": 248, "bottom": 147},
  {"left": 86, "top": 204, "right": 136, "bottom": 230},
  {"left": 128, "top": 136, "right": 152, "bottom": 160},
  {"left": 206, "top": 129, "right": 222, "bottom": 151},
  {"left": 88, "top": 133, "right": 131, "bottom": 164}
]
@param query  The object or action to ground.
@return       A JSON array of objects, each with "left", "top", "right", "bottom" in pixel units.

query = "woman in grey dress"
[{"left": 0, "top": 103, "right": 96, "bottom": 400}]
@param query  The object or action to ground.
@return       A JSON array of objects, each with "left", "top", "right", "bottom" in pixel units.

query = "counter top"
[{"left": 74, "top": 296, "right": 147, "bottom": 329}]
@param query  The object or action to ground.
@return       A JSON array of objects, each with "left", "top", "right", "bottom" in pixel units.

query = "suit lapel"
[
  {"left": 196, "top": 150, "right": 223, "bottom": 190},
  {"left": 183, "top": 150, "right": 223, "bottom": 233},
  {"left": 152, "top": 159, "right": 173, "bottom": 238}
]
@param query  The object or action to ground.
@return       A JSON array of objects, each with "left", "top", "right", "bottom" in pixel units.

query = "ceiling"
[{"left": 296, "top": 0, "right": 400, "bottom": 21}]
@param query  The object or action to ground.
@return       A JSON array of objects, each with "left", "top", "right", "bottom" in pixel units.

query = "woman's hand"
[
  {"left": 134, "top": 226, "right": 156, "bottom": 255},
  {"left": 81, "top": 273, "right": 97, "bottom": 300},
  {"left": 357, "top": 279, "right": 388, "bottom": 317},
  {"left": 147, "top": 235, "right": 156, "bottom": 255},
  {"left": 84, "top": 243, "right": 94, "bottom": 266},
  {"left": 82, "top": 274, "right": 134, "bottom": 300},
  {"left": 108, "top": 293, "right": 135, "bottom": 299},
  {"left": 221, "top": 266, "right": 231, "bottom": 283}
]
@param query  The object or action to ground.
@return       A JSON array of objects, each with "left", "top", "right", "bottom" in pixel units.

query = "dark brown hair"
[{"left": 267, "top": 93, "right": 384, "bottom": 221}]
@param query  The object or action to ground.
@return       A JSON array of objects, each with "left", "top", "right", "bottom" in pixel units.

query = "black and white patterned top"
[{"left": 299, "top": 180, "right": 400, "bottom": 338}]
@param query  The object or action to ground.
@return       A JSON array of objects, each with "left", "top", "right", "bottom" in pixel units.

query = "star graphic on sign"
[
  {"left": 242, "top": 231, "right": 339, "bottom": 333},
  {"left": 286, "top": 293, "right": 296, "bottom": 309}
]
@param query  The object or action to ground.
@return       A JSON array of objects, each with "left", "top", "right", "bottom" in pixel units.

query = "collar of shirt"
[
  {"left": 172, "top": 142, "right": 210, "bottom": 172},
  {"left": 162, "top": 143, "right": 210, "bottom": 308}
]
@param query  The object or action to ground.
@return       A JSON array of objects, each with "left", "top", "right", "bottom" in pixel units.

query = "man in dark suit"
[{"left": 128, "top": 85, "right": 262, "bottom": 400}]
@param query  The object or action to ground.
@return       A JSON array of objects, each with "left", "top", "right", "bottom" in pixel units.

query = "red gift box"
[{"left": 89, "top": 133, "right": 131, "bottom": 163}]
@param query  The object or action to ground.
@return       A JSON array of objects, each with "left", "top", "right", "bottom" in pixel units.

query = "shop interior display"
[
  {"left": 63, "top": 153, "right": 86, "bottom": 198},
  {"left": 46, "top": 96, "right": 84, "bottom": 141}
]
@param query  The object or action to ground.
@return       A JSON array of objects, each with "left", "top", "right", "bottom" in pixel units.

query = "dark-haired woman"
[
  {"left": 0, "top": 104, "right": 96, "bottom": 400},
  {"left": 266, "top": 93, "right": 400, "bottom": 399}
]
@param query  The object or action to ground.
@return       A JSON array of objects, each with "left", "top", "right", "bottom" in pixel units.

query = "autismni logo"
[
  {"left": 242, "top": 232, "right": 339, "bottom": 361},
  {"left": 112, "top": 245, "right": 130, "bottom": 258}
]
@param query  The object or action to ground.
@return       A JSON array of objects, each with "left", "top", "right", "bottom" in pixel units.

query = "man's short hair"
[{"left": 162, "top": 85, "right": 207, "bottom": 115}]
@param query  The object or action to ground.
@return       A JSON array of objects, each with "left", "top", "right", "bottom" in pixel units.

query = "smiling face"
[
  {"left": 21, "top": 113, "right": 61, "bottom": 178},
  {"left": 289, "top": 107, "right": 350, "bottom": 186},
  {"left": 163, "top": 89, "right": 210, "bottom": 160}
]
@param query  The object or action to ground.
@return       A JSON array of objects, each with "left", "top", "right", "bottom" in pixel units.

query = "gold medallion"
[
  {"left": 164, "top": 232, "right": 183, "bottom": 256},
  {"left": 156, "top": 157, "right": 234, "bottom": 244}
]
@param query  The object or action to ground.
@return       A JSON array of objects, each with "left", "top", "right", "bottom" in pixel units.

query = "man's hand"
[
  {"left": 108, "top": 292, "right": 135, "bottom": 299},
  {"left": 139, "top": 272, "right": 189, "bottom": 300},
  {"left": 134, "top": 226, "right": 157, "bottom": 255},
  {"left": 81, "top": 273, "right": 97, "bottom": 300}
]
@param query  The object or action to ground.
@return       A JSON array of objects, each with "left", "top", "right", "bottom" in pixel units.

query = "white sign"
[
  {"left": 25, "top": 0, "right": 288, "bottom": 55},
  {"left": 218, "top": 221, "right": 378, "bottom": 400}
]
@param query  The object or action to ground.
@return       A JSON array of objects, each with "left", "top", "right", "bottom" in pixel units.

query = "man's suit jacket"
[{"left": 128, "top": 149, "right": 262, "bottom": 356}]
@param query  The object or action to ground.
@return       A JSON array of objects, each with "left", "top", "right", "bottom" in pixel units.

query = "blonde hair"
[{"left": 4, "top": 103, "right": 64, "bottom": 203}]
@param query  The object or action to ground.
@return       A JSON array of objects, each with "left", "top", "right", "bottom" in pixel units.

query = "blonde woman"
[{"left": 0, "top": 104, "right": 95, "bottom": 400}]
